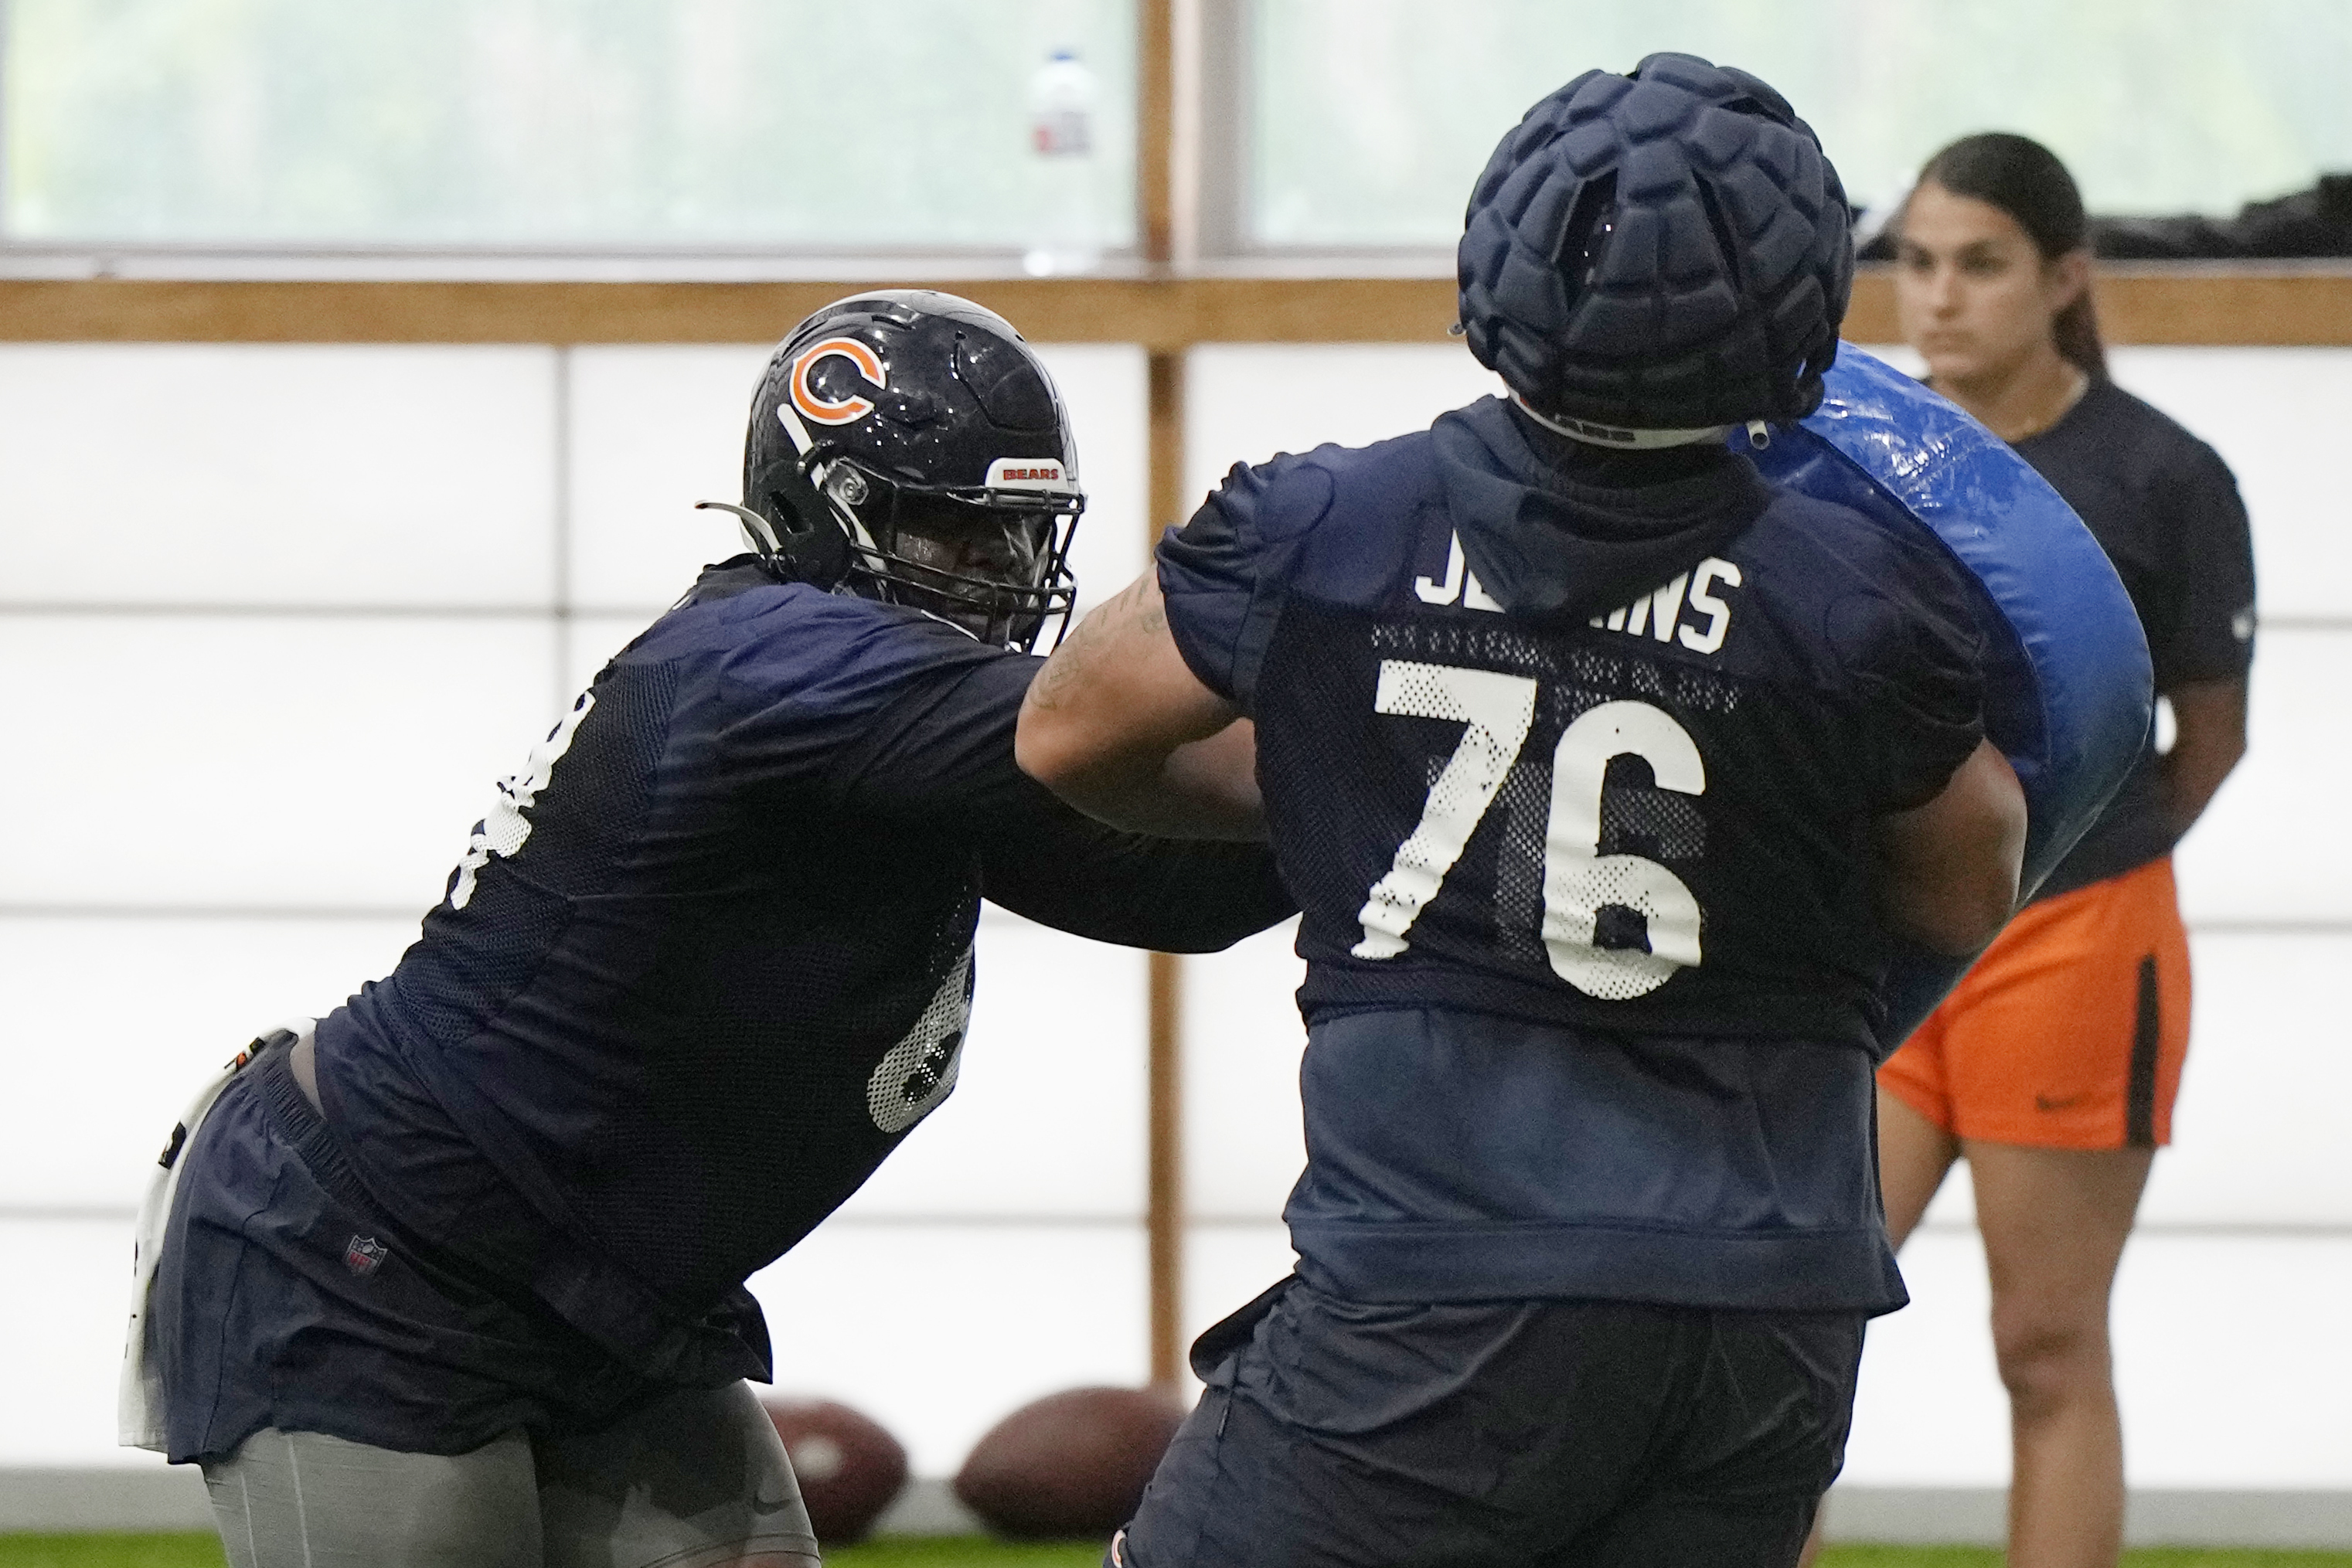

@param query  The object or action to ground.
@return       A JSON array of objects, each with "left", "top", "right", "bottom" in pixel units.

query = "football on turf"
[
  {"left": 760, "top": 1396, "right": 909, "bottom": 1546},
  {"left": 954, "top": 1385, "right": 1186, "bottom": 1539}
]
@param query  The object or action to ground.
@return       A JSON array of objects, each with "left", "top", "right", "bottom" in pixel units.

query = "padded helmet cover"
[{"left": 1459, "top": 53, "right": 1854, "bottom": 430}]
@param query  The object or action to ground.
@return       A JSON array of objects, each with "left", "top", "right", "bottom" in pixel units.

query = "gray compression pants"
[{"left": 199, "top": 1380, "right": 821, "bottom": 1568}]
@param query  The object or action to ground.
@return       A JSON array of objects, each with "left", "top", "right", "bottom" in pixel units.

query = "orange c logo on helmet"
[{"left": 789, "top": 337, "right": 887, "bottom": 426}]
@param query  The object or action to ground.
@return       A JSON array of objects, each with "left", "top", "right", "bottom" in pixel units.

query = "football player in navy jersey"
[
  {"left": 134, "top": 291, "right": 1290, "bottom": 1568},
  {"left": 1019, "top": 59, "right": 2028, "bottom": 1568}
]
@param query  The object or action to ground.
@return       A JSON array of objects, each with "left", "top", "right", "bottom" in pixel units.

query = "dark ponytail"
[{"left": 1912, "top": 133, "right": 2107, "bottom": 379}]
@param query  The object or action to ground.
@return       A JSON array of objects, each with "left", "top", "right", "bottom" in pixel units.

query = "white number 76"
[{"left": 1351, "top": 659, "right": 1707, "bottom": 1001}]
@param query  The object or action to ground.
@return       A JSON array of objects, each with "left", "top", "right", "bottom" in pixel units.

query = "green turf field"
[{"left": 2, "top": 1537, "right": 2350, "bottom": 1568}]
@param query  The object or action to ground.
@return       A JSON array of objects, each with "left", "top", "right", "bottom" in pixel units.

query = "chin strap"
[{"left": 1512, "top": 393, "right": 1773, "bottom": 451}]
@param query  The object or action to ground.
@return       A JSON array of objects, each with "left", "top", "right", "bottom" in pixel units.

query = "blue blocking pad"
[{"left": 1745, "top": 346, "right": 2153, "bottom": 1042}]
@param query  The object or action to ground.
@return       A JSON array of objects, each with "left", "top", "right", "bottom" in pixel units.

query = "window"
[
  {"left": 3, "top": 0, "right": 1135, "bottom": 256},
  {"left": 1248, "top": 0, "right": 2352, "bottom": 249}
]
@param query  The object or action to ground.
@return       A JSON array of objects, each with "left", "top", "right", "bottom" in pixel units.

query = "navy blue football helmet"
[
  {"left": 720, "top": 290, "right": 1084, "bottom": 653},
  {"left": 1458, "top": 54, "right": 1853, "bottom": 441}
]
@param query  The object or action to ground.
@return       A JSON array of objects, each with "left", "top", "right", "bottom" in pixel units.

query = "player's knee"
[{"left": 1989, "top": 1305, "right": 2112, "bottom": 1411}]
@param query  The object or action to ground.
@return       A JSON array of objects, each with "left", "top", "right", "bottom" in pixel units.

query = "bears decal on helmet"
[{"left": 788, "top": 337, "right": 887, "bottom": 427}]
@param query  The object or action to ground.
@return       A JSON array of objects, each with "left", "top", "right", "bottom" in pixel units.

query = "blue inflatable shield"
[{"left": 1746, "top": 346, "right": 2153, "bottom": 1047}]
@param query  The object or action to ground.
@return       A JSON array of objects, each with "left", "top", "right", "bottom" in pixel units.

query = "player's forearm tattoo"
[
  {"left": 1029, "top": 643, "right": 1084, "bottom": 708},
  {"left": 1029, "top": 576, "right": 1162, "bottom": 711}
]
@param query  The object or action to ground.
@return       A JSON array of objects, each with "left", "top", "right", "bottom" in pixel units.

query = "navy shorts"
[
  {"left": 152, "top": 1044, "right": 695, "bottom": 1464},
  {"left": 1115, "top": 1278, "right": 1864, "bottom": 1568}
]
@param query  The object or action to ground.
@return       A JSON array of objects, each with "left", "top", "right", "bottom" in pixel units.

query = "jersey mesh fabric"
[
  {"left": 1158, "top": 413, "right": 1981, "bottom": 1308},
  {"left": 321, "top": 563, "right": 1292, "bottom": 1377},
  {"left": 1258, "top": 593, "right": 1936, "bottom": 1046},
  {"left": 394, "top": 660, "right": 682, "bottom": 1049},
  {"left": 336, "top": 587, "right": 997, "bottom": 1348},
  {"left": 1163, "top": 410, "right": 1984, "bottom": 1046}
]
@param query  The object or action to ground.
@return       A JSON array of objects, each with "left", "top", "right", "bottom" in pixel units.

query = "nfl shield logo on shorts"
[{"left": 343, "top": 1235, "right": 388, "bottom": 1277}]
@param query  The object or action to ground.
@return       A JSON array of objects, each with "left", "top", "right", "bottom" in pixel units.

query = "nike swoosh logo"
[{"left": 2035, "top": 1093, "right": 2087, "bottom": 1112}]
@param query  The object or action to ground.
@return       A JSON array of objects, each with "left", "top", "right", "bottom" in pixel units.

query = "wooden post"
[
  {"left": 1146, "top": 944, "right": 1184, "bottom": 1387},
  {"left": 1144, "top": 349, "right": 1190, "bottom": 1389},
  {"left": 1145, "top": 338, "right": 1188, "bottom": 1386},
  {"left": 1139, "top": 0, "right": 1187, "bottom": 1389},
  {"left": 1138, "top": 0, "right": 1177, "bottom": 270}
]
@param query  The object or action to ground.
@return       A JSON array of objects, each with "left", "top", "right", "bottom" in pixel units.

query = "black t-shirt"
[{"left": 2012, "top": 380, "right": 2257, "bottom": 896}]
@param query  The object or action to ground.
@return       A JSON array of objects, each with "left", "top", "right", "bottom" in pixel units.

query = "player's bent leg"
[
  {"left": 1966, "top": 1138, "right": 2153, "bottom": 1568},
  {"left": 535, "top": 1379, "right": 819, "bottom": 1568},
  {"left": 200, "top": 1426, "right": 541, "bottom": 1568}
]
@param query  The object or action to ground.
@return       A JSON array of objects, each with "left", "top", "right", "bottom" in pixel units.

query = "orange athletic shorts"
[{"left": 1878, "top": 855, "right": 2190, "bottom": 1150}]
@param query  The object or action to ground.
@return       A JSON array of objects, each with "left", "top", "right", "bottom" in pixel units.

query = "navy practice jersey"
[
  {"left": 1159, "top": 397, "right": 1983, "bottom": 1310},
  {"left": 315, "top": 560, "right": 1292, "bottom": 1383},
  {"left": 1164, "top": 397, "right": 1984, "bottom": 1048},
  {"left": 2013, "top": 380, "right": 2257, "bottom": 897}
]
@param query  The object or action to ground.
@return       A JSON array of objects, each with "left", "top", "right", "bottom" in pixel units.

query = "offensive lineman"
[
  {"left": 1019, "top": 60, "right": 2027, "bottom": 1566},
  {"left": 133, "top": 292, "right": 1291, "bottom": 1567}
]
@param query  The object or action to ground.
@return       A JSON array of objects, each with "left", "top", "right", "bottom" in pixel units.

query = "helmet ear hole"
[
  {"left": 742, "top": 457, "right": 853, "bottom": 586},
  {"left": 1554, "top": 170, "right": 1619, "bottom": 295},
  {"left": 1691, "top": 174, "right": 1744, "bottom": 292}
]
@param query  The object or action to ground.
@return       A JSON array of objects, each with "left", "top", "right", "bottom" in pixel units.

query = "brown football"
[
  {"left": 760, "top": 1396, "right": 910, "bottom": 1546},
  {"left": 954, "top": 1385, "right": 1186, "bottom": 1539}
]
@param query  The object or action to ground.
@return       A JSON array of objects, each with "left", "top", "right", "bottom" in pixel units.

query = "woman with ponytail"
[{"left": 1850, "top": 134, "right": 2257, "bottom": 1568}]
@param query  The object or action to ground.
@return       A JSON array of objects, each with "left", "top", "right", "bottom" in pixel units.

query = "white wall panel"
[
  {"left": 1177, "top": 342, "right": 2345, "bottom": 644},
  {"left": 0, "top": 1219, "right": 1152, "bottom": 1478},
  {"left": 0, "top": 615, "right": 557, "bottom": 910},
  {"left": 563, "top": 611, "right": 660, "bottom": 699},
  {"left": 1846, "top": 1231, "right": 2352, "bottom": 1488},
  {"left": 749, "top": 1223, "right": 1148, "bottom": 1477},
  {"left": 1860, "top": 345, "right": 2347, "bottom": 620},
  {"left": 565, "top": 342, "right": 1149, "bottom": 621},
  {"left": 2114, "top": 1235, "right": 2352, "bottom": 1487},
  {"left": 2173, "top": 629, "right": 2349, "bottom": 923},
  {"left": 0, "top": 330, "right": 2335, "bottom": 1485},
  {"left": 1849, "top": 342, "right": 1927, "bottom": 379},
  {"left": 0, "top": 914, "right": 420, "bottom": 1210},
  {"left": 1182, "top": 921, "right": 1307, "bottom": 1221},
  {"left": 2146, "top": 932, "right": 2352, "bottom": 1225},
  {"left": 1184, "top": 344, "right": 1503, "bottom": 512},
  {"left": 566, "top": 345, "right": 773, "bottom": 610},
  {"left": 0, "top": 1217, "right": 162, "bottom": 1467},
  {"left": 1846, "top": 1228, "right": 2055, "bottom": 1485},
  {"left": 839, "top": 911, "right": 1146, "bottom": 1220},
  {"left": 1922, "top": 930, "right": 2352, "bottom": 1233},
  {"left": 2106, "top": 347, "right": 2352, "bottom": 621},
  {"left": 1180, "top": 1223, "right": 1299, "bottom": 1394},
  {"left": 1040, "top": 345, "right": 1152, "bottom": 623},
  {"left": 0, "top": 345, "right": 557, "bottom": 607}
]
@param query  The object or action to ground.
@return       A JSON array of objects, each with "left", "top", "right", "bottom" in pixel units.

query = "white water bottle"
[{"left": 1024, "top": 48, "right": 1101, "bottom": 276}]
